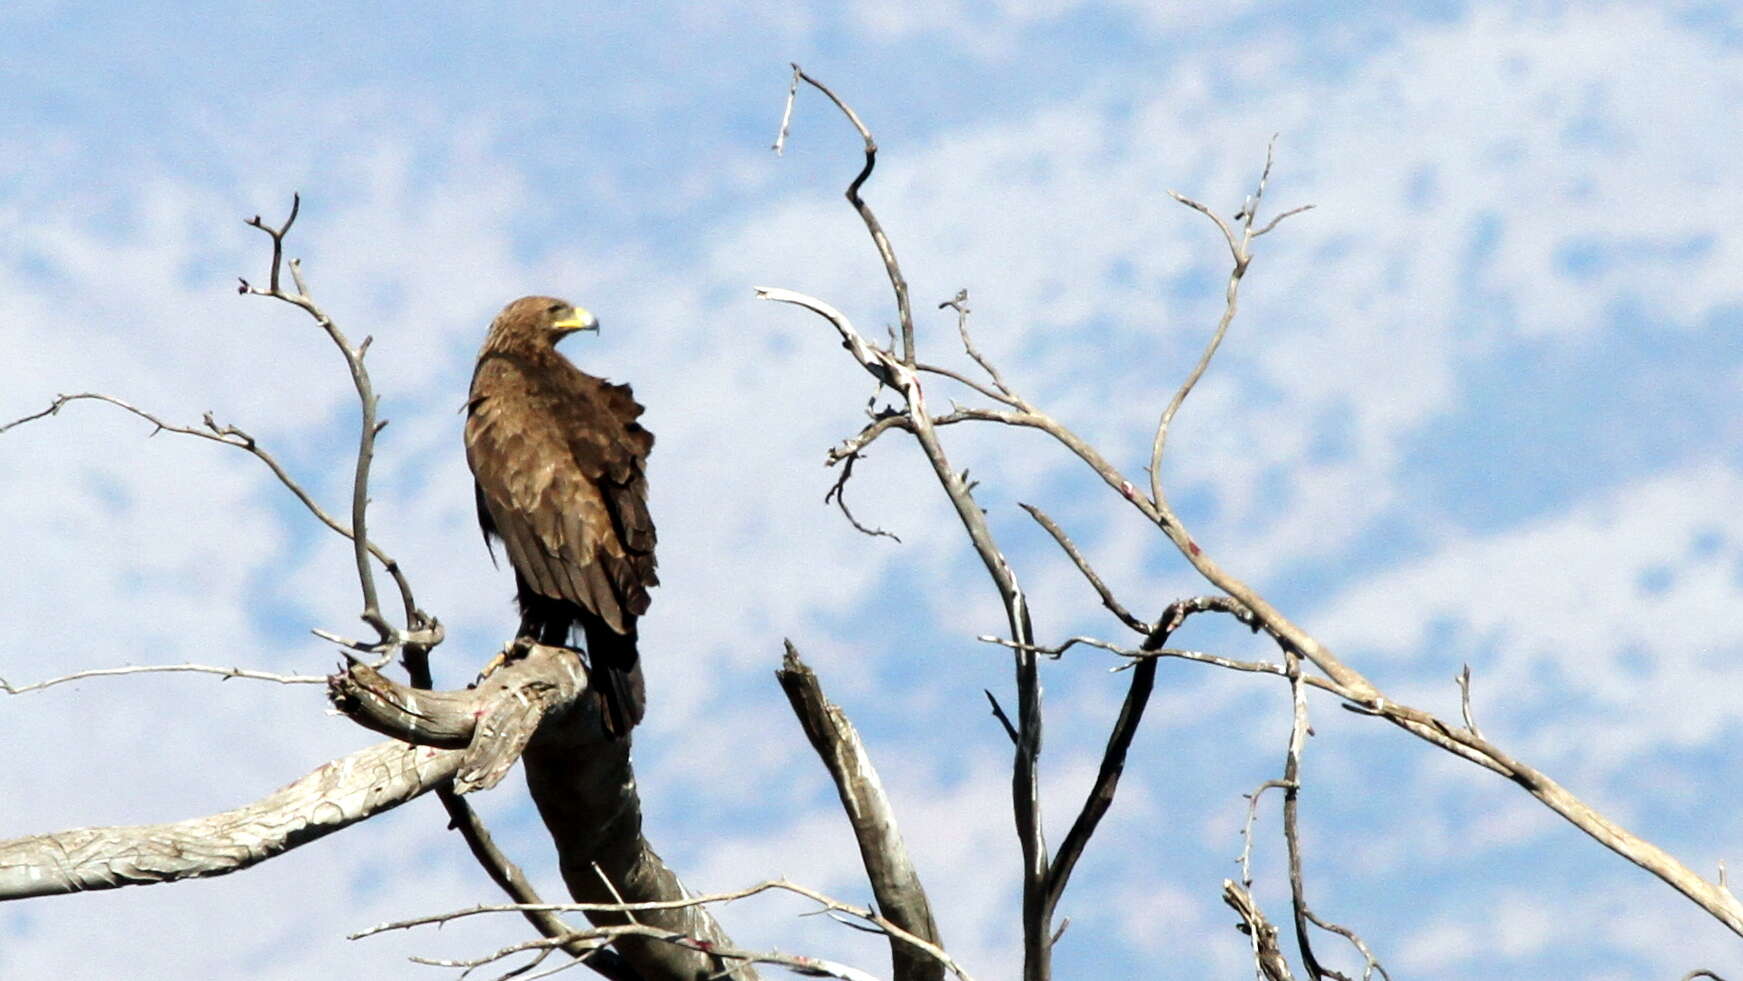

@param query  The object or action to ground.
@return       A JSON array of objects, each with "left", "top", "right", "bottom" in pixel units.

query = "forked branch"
[
  {"left": 238, "top": 196, "right": 440, "bottom": 660},
  {"left": 765, "top": 72, "right": 1056, "bottom": 980}
]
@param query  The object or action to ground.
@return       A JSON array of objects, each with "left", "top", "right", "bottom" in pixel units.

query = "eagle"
[{"left": 464, "top": 296, "right": 657, "bottom": 737}]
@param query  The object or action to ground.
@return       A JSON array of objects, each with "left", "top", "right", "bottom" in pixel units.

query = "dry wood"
[
  {"left": 0, "top": 738, "right": 461, "bottom": 900},
  {"left": 777, "top": 642, "right": 944, "bottom": 981}
]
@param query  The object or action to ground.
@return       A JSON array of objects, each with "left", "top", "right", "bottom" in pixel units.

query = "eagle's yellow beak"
[{"left": 551, "top": 308, "right": 599, "bottom": 333}]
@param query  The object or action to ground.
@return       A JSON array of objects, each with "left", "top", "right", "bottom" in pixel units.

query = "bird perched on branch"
[{"left": 464, "top": 296, "right": 657, "bottom": 737}]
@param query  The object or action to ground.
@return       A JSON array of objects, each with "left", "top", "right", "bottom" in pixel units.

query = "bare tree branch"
[
  {"left": 771, "top": 64, "right": 801, "bottom": 155},
  {"left": 777, "top": 642, "right": 945, "bottom": 981},
  {"left": 1044, "top": 596, "right": 1257, "bottom": 925},
  {"left": 1224, "top": 880, "right": 1296, "bottom": 981},
  {"left": 1, "top": 662, "right": 324, "bottom": 694},
  {"left": 401, "top": 922, "right": 874, "bottom": 981},
  {"left": 1277, "top": 648, "right": 1348, "bottom": 981},
  {"left": 1018, "top": 504, "right": 1150, "bottom": 635},
  {"left": 1456, "top": 664, "right": 1484, "bottom": 741},
  {"left": 0, "top": 738, "right": 461, "bottom": 900},
  {"left": 935, "top": 290, "right": 1023, "bottom": 406},
  {"left": 523, "top": 715, "right": 751, "bottom": 979},
  {"left": 825, "top": 450, "right": 901, "bottom": 541},
  {"left": 780, "top": 65, "right": 915, "bottom": 367},
  {"left": 1303, "top": 910, "right": 1389, "bottom": 981},
  {"left": 844, "top": 131, "right": 1743, "bottom": 942},
  {"left": 984, "top": 689, "right": 1020, "bottom": 745},
  {"left": 1239, "top": 780, "right": 1294, "bottom": 889},
  {"left": 236, "top": 199, "right": 618, "bottom": 976},
  {"left": 0, "top": 392, "right": 431, "bottom": 641},
  {"left": 330, "top": 644, "right": 749, "bottom": 979},
  {"left": 356, "top": 877, "right": 973, "bottom": 981},
  {"left": 238, "top": 195, "right": 441, "bottom": 660},
  {"left": 763, "top": 78, "right": 1052, "bottom": 975}
]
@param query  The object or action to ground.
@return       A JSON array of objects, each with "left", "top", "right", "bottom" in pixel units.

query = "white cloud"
[{"left": 1316, "top": 465, "right": 1743, "bottom": 767}]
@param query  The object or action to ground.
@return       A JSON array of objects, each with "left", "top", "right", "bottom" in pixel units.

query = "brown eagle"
[{"left": 464, "top": 296, "right": 657, "bottom": 737}]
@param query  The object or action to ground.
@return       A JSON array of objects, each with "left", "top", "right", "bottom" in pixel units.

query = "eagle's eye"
[{"left": 548, "top": 303, "right": 566, "bottom": 316}]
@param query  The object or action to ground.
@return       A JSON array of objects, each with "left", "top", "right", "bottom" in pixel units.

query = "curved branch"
[
  {"left": 785, "top": 64, "right": 916, "bottom": 366},
  {"left": 0, "top": 738, "right": 460, "bottom": 900},
  {"left": 240, "top": 197, "right": 438, "bottom": 656},
  {"left": 0, "top": 392, "right": 429, "bottom": 638}
]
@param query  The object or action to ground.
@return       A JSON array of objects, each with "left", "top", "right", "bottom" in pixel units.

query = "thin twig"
[
  {"left": 0, "top": 663, "right": 325, "bottom": 694},
  {"left": 1303, "top": 910, "right": 1390, "bottom": 981},
  {"left": 0, "top": 393, "right": 427, "bottom": 634},
  {"left": 406, "top": 924, "right": 877, "bottom": 981},
  {"left": 824, "top": 451, "right": 901, "bottom": 541},
  {"left": 1018, "top": 503, "right": 1150, "bottom": 635},
  {"left": 354, "top": 878, "right": 974, "bottom": 981},
  {"left": 771, "top": 64, "right": 801, "bottom": 155},
  {"left": 983, "top": 689, "right": 1020, "bottom": 745},
  {"left": 976, "top": 632, "right": 1347, "bottom": 695},
  {"left": 939, "top": 290, "right": 1021, "bottom": 403},
  {"left": 1238, "top": 780, "right": 1294, "bottom": 889},
  {"left": 914, "top": 360, "right": 1022, "bottom": 408},
  {"left": 1456, "top": 665, "right": 1483, "bottom": 741}
]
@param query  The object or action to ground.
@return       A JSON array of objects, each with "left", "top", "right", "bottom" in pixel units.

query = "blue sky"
[{"left": 3, "top": 2, "right": 1742, "bottom": 978}]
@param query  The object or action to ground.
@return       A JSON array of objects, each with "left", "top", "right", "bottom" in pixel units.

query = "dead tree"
[
  {"left": 3, "top": 69, "right": 1738, "bottom": 981},
  {"left": 759, "top": 66, "right": 1741, "bottom": 981}
]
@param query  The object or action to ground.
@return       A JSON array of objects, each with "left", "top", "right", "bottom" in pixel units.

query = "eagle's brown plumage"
[{"left": 465, "top": 296, "right": 657, "bottom": 737}]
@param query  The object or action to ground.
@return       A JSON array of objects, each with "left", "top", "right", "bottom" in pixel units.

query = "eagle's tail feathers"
[{"left": 582, "top": 618, "right": 646, "bottom": 739}]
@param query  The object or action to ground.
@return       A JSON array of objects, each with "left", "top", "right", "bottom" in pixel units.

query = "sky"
[{"left": 2, "top": 1, "right": 1742, "bottom": 978}]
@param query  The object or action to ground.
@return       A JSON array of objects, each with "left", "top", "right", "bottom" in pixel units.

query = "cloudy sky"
[{"left": 3, "top": 2, "right": 1742, "bottom": 978}]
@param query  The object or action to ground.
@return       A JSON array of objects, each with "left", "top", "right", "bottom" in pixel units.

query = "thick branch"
[
  {"left": 1043, "top": 598, "right": 1242, "bottom": 921},
  {"left": 329, "top": 644, "right": 596, "bottom": 794},
  {"left": 522, "top": 714, "right": 753, "bottom": 980},
  {"left": 0, "top": 738, "right": 459, "bottom": 900},
  {"left": 0, "top": 646, "right": 597, "bottom": 902},
  {"left": 333, "top": 646, "right": 747, "bottom": 978},
  {"left": 1225, "top": 881, "right": 1296, "bottom": 981},
  {"left": 777, "top": 643, "right": 944, "bottom": 981}
]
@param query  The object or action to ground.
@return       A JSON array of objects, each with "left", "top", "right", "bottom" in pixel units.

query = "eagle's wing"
[{"left": 465, "top": 353, "right": 656, "bottom": 634}]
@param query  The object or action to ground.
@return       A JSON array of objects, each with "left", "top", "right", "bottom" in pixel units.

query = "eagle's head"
[{"left": 490, "top": 295, "right": 599, "bottom": 347}]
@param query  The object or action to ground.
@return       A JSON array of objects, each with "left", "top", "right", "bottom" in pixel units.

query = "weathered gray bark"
[
  {"left": 335, "top": 645, "right": 756, "bottom": 981},
  {"left": 4, "top": 646, "right": 752, "bottom": 981},
  {"left": 777, "top": 643, "right": 943, "bottom": 981},
  {"left": 524, "top": 725, "right": 750, "bottom": 980},
  {"left": 0, "top": 737, "right": 461, "bottom": 899}
]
